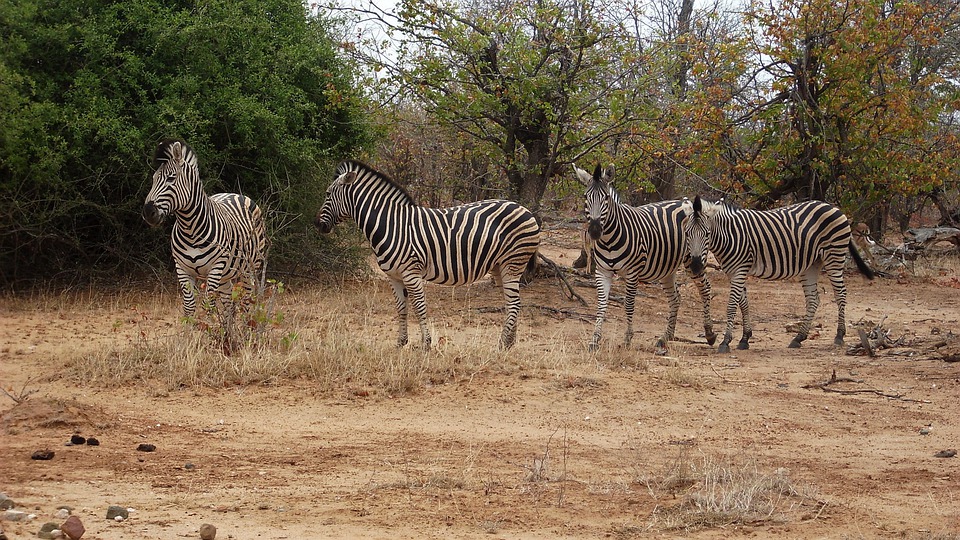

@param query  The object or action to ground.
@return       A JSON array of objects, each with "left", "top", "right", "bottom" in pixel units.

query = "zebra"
[
  {"left": 681, "top": 195, "right": 874, "bottom": 353},
  {"left": 315, "top": 160, "right": 541, "bottom": 349},
  {"left": 575, "top": 164, "right": 716, "bottom": 352},
  {"left": 143, "top": 139, "right": 267, "bottom": 319}
]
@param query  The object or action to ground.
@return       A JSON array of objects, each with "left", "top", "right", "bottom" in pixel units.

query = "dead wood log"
[{"left": 903, "top": 227, "right": 960, "bottom": 251}]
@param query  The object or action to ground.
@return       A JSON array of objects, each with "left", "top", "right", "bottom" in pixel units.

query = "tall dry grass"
[{"left": 64, "top": 277, "right": 580, "bottom": 393}]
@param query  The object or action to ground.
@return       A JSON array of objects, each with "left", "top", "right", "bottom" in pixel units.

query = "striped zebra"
[
  {"left": 143, "top": 140, "right": 267, "bottom": 318},
  {"left": 682, "top": 196, "right": 874, "bottom": 353},
  {"left": 575, "top": 164, "right": 716, "bottom": 352},
  {"left": 315, "top": 160, "right": 541, "bottom": 349}
]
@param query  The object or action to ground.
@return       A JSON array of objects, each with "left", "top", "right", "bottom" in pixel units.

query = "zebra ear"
[
  {"left": 338, "top": 171, "right": 358, "bottom": 185},
  {"left": 169, "top": 141, "right": 184, "bottom": 164},
  {"left": 603, "top": 164, "right": 615, "bottom": 185},
  {"left": 572, "top": 164, "right": 592, "bottom": 186}
]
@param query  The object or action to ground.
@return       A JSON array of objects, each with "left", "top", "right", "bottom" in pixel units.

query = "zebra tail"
[
  {"left": 522, "top": 249, "right": 540, "bottom": 284},
  {"left": 848, "top": 240, "right": 875, "bottom": 280}
]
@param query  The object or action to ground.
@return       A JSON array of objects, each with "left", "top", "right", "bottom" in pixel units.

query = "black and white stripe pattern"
[
  {"left": 576, "top": 164, "right": 715, "bottom": 352},
  {"left": 682, "top": 196, "right": 874, "bottom": 353},
  {"left": 315, "top": 160, "right": 540, "bottom": 349},
  {"left": 143, "top": 140, "right": 267, "bottom": 318}
]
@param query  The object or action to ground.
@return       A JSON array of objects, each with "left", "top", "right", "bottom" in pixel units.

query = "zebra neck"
[
  {"left": 349, "top": 185, "right": 415, "bottom": 247},
  {"left": 174, "top": 189, "right": 218, "bottom": 241},
  {"left": 599, "top": 201, "right": 624, "bottom": 239}
]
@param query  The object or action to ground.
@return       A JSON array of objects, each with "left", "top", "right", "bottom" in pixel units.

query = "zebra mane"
[
  {"left": 153, "top": 139, "right": 198, "bottom": 169},
  {"left": 338, "top": 160, "right": 417, "bottom": 205}
]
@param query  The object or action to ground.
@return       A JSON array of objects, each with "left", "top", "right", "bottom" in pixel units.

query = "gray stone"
[
  {"left": 199, "top": 523, "right": 217, "bottom": 540},
  {"left": 37, "top": 521, "right": 59, "bottom": 539},
  {"left": 60, "top": 515, "right": 84, "bottom": 540},
  {"left": 105, "top": 506, "right": 128, "bottom": 520},
  {"left": 0, "top": 499, "right": 13, "bottom": 510},
  {"left": 2, "top": 510, "right": 29, "bottom": 522},
  {"left": 54, "top": 508, "right": 70, "bottom": 520}
]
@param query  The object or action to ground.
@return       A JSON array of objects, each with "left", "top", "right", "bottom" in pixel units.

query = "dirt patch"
[{"left": 1, "top": 232, "right": 959, "bottom": 539}]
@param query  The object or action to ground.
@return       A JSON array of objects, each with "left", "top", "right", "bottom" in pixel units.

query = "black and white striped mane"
[
  {"left": 339, "top": 160, "right": 417, "bottom": 205},
  {"left": 153, "top": 139, "right": 198, "bottom": 169}
]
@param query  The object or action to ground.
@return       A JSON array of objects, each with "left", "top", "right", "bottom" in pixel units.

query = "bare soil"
[{"left": 1, "top": 231, "right": 959, "bottom": 539}]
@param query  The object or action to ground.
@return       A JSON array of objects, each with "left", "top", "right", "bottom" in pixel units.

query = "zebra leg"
[
  {"left": 689, "top": 269, "right": 716, "bottom": 345},
  {"left": 789, "top": 266, "right": 821, "bottom": 348},
  {"left": 176, "top": 265, "right": 198, "bottom": 318},
  {"left": 826, "top": 264, "right": 848, "bottom": 346},
  {"left": 623, "top": 274, "right": 639, "bottom": 348},
  {"left": 719, "top": 270, "right": 748, "bottom": 353},
  {"left": 388, "top": 279, "right": 410, "bottom": 347},
  {"left": 498, "top": 272, "right": 523, "bottom": 350},
  {"left": 590, "top": 268, "right": 614, "bottom": 352},
  {"left": 404, "top": 276, "right": 432, "bottom": 348},
  {"left": 736, "top": 291, "right": 753, "bottom": 350},
  {"left": 655, "top": 273, "right": 680, "bottom": 354}
]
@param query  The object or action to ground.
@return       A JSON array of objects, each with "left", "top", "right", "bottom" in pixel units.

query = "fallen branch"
[
  {"left": 802, "top": 370, "right": 930, "bottom": 403},
  {"left": 538, "top": 253, "right": 588, "bottom": 306}
]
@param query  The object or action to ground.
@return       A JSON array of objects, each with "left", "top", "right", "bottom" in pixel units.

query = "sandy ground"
[{"left": 1, "top": 231, "right": 959, "bottom": 540}]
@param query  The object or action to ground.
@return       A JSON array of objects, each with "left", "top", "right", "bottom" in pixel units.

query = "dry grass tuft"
[{"left": 644, "top": 452, "right": 822, "bottom": 531}]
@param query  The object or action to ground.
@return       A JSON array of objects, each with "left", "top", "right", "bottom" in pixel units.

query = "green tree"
[
  {"left": 379, "top": 0, "right": 639, "bottom": 211},
  {"left": 726, "top": 0, "right": 960, "bottom": 218},
  {"left": 0, "top": 0, "right": 373, "bottom": 286}
]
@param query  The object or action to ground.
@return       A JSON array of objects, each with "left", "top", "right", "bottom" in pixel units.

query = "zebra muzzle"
[
  {"left": 315, "top": 216, "right": 332, "bottom": 235},
  {"left": 142, "top": 201, "right": 163, "bottom": 227},
  {"left": 587, "top": 219, "right": 603, "bottom": 241},
  {"left": 690, "top": 256, "right": 705, "bottom": 275}
]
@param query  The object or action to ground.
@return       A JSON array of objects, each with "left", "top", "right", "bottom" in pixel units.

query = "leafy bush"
[{"left": 0, "top": 0, "right": 374, "bottom": 287}]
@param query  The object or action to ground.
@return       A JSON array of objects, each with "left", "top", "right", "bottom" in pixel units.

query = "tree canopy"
[{"left": 0, "top": 0, "right": 373, "bottom": 286}]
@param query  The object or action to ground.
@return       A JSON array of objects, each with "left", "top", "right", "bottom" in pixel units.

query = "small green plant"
[{"left": 188, "top": 277, "right": 291, "bottom": 355}]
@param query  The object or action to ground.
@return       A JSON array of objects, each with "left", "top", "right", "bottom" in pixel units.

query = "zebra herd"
[{"left": 143, "top": 139, "right": 874, "bottom": 353}]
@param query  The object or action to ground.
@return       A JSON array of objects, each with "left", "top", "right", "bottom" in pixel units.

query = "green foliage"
[
  {"left": 388, "top": 0, "right": 639, "bottom": 208},
  {"left": 0, "top": 0, "right": 374, "bottom": 286}
]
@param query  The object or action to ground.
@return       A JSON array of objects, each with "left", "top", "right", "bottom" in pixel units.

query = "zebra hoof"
[
  {"left": 588, "top": 342, "right": 600, "bottom": 353},
  {"left": 833, "top": 336, "right": 845, "bottom": 346},
  {"left": 736, "top": 340, "right": 750, "bottom": 350},
  {"left": 717, "top": 342, "right": 731, "bottom": 354},
  {"left": 788, "top": 338, "right": 803, "bottom": 348},
  {"left": 705, "top": 332, "right": 717, "bottom": 346}
]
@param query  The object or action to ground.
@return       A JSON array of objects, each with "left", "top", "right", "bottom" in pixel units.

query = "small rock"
[
  {"left": 38, "top": 521, "right": 59, "bottom": 539},
  {"left": 2, "top": 510, "right": 29, "bottom": 522},
  {"left": 199, "top": 523, "right": 217, "bottom": 540},
  {"left": 69, "top": 435, "right": 86, "bottom": 445},
  {"left": 136, "top": 444, "right": 156, "bottom": 452},
  {"left": 85, "top": 438, "right": 99, "bottom": 446},
  {"left": 0, "top": 496, "right": 14, "bottom": 510},
  {"left": 54, "top": 509, "right": 70, "bottom": 520},
  {"left": 934, "top": 449, "right": 957, "bottom": 458},
  {"left": 113, "top": 516, "right": 124, "bottom": 522},
  {"left": 60, "top": 515, "right": 84, "bottom": 540},
  {"left": 105, "top": 506, "right": 128, "bottom": 521},
  {"left": 184, "top": 463, "right": 196, "bottom": 471},
  {"left": 31, "top": 449, "right": 55, "bottom": 460},
  {"left": 920, "top": 427, "right": 931, "bottom": 435}
]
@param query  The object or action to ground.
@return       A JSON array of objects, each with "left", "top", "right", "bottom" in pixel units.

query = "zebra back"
[
  {"left": 319, "top": 161, "right": 540, "bottom": 286},
  {"left": 689, "top": 197, "right": 854, "bottom": 280}
]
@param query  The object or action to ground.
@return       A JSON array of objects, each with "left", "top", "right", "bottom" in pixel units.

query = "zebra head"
[
  {"left": 315, "top": 164, "right": 358, "bottom": 234},
  {"left": 682, "top": 195, "right": 720, "bottom": 275},
  {"left": 574, "top": 163, "right": 616, "bottom": 241},
  {"left": 143, "top": 140, "right": 200, "bottom": 227}
]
